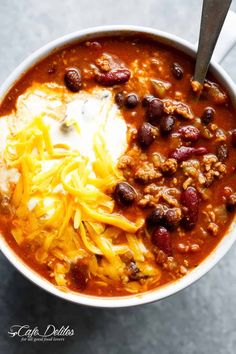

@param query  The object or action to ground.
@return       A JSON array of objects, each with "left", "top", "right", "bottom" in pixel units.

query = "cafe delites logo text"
[{"left": 8, "top": 324, "right": 75, "bottom": 342}]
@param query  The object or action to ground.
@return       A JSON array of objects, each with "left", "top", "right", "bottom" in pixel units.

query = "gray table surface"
[{"left": 0, "top": 1, "right": 236, "bottom": 353}]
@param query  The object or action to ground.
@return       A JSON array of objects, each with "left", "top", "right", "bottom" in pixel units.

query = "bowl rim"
[{"left": 0, "top": 24, "right": 236, "bottom": 308}]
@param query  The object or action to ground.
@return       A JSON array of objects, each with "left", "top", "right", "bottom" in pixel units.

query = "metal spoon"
[{"left": 193, "top": 0, "right": 232, "bottom": 85}]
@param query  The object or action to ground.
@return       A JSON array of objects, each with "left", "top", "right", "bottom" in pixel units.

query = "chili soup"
[{"left": 0, "top": 36, "right": 236, "bottom": 296}]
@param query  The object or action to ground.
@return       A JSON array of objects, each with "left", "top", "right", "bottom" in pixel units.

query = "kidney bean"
[
  {"left": 216, "top": 144, "right": 228, "bottom": 162},
  {"left": 114, "top": 182, "right": 136, "bottom": 206},
  {"left": 160, "top": 115, "right": 176, "bottom": 135},
  {"left": 138, "top": 122, "right": 156, "bottom": 148},
  {"left": 70, "top": 263, "right": 88, "bottom": 290},
  {"left": 195, "top": 146, "right": 208, "bottom": 155},
  {"left": 201, "top": 107, "right": 215, "bottom": 125},
  {"left": 151, "top": 226, "right": 172, "bottom": 256},
  {"left": 178, "top": 125, "right": 200, "bottom": 142},
  {"left": 124, "top": 93, "right": 139, "bottom": 109},
  {"left": 146, "top": 98, "right": 164, "bottom": 125},
  {"left": 146, "top": 206, "right": 165, "bottom": 228},
  {"left": 170, "top": 146, "right": 207, "bottom": 162},
  {"left": 171, "top": 62, "right": 184, "bottom": 80},
  {"left": 64, "top": 67, "right": 82, "bottom": 92},
  {"left": 181, "top": 187, "right": 199, "bottom": 229},
  {"left": 142, "top": 95, "right": 155, "bottom": 107},
  {"left": 231, "top": 129, "right": 236, "bottom": 147},
  {"left": 115, "top": 91, "right": 125, "bottom": 107},
  {"left": 95, "top": 68, "right": 131, "bottom": 86}
]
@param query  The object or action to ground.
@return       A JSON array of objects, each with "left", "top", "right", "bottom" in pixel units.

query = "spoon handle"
[{"left": 194, "top": 0, "right": 232, "bottom": 84}]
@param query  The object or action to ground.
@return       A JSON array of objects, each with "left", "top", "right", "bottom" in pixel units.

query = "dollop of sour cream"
[{"left": 0, "top": 83, "right": 128, "bottom": 193}]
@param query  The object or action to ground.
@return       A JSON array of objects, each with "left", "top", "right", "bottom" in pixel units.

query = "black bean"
[
  {"left": 171, "top": 63, "right": 184, "bottom": 80},
  {"left": 127, "top": 261, "right": 148, "bottom": 280},
  {"left": 164, "top": 208, "right": 181, "bottom": 230},
  {"left": 115, "top": 92, "right": 125, "bottom": 107},
  {"left": 64, "top": 67, "right": 82, "bottom": 92},
  {"left": 142, "top": 95, "right": 155, "bottom": 107},
  {"left": 138, "top": 122, "right": 156, "bottom": 148},
  {"left": 216, "top": 144, "right": 228, "bottom": 162},
  {"left": 160, "top": 115, "right": 175, "bottom": 135},
  {"left": 146, "top": 206, "right": 165, "bottom": 228},
  {"left": 231, "top": 129, "right": 236, "bottom": 147},
  {"left": 128, "top": 261, "right": 140, "bottom": 280},
  {"left": 114, "top": 182, "right": 136, "bottom": 206},
  {"left": 124, "top": 93, "right": 139, "bottom": 109},
  {"left": 146, "top": 98, "right": 164, "bottom": 125},
  {"left": 201, "top": 107, "right": 215, "bottom": 125},
  {"left": 226, "top": 193, "right": 236, "bottom": 212}
]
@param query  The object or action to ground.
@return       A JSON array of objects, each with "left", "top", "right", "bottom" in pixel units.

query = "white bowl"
[{"left": 1, "top": 19, "right": 236, "bottom": 308}]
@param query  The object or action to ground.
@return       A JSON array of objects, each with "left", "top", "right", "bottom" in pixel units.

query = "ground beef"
[
  {"left": 181, "top": 154, "right": 226, "bottom": 190},
  {"left": 118, "top": 155, "right": 134, "bottom": 169},
  {"left": 176, "top": 243, "right": 200, "bottom": 253},
  {"left": 202, "top": 154, "right": 226, "bottom": 186},
  {"left": 135, "top": 162, "right": 162, "bottom": 183},
  {"left": 204, "top": 80, "right": 228, "bottom": 105},
  {"left": 138, "top": 184, "right": 180, "bottom": 208},
  {"left": 207, "top": 222, "right": 219, "bottom": 236},
  {"left": 96, "top": 55, "right": 112, "bottom": 72},
  {"left": 155, "top": 250, "right": 167, "bottom": 264},
  {"left": 215, "top": 128, "right": 227, "bottom": 142},
  {"left": 163, "top": 99, "right": 193, "bottom": 119},
  {"left": 161, "top": 158, "right": 178, "bottom": 175},
  {"left": 156, "top": 254, "right": 189, "bottom": 277},
  {"left": 95, "top": 53, "right": 125, "bottom": 73},
  {"left": 191, "top": 80, "right": 203, "bottom": 93}
]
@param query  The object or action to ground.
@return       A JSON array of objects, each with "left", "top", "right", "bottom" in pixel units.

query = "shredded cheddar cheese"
[
  {"left": 0, "top": 84, "right": 162, "bottom": 294},
  {"left": 3, "top": 111, "right": 162, "bottom": 292}
]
